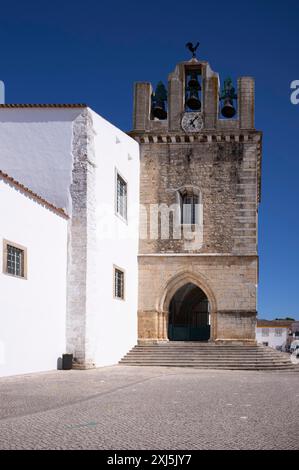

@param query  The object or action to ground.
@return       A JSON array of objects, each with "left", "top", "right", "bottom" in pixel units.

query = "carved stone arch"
[{"left": 156, "top": 270, "right": 217, "bottom": 341}]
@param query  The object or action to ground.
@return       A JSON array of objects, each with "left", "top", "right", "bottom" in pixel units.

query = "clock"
[{"left": 181, "top": 112, "right": 203, "bottom": 133}]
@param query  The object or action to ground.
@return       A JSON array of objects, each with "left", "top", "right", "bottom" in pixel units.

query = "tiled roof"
[
  {"left": 0, "top": 104, "right": 86, "bottom": 108},
  {"left": 257, "top": 319, "right": 293, "bottom": 328},
  {"left": 0, "top": 170, "right": 68, "bottom": 218}
]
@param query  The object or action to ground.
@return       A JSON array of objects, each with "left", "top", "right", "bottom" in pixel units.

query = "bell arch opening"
[{"left": 168, "top": 282, "right": 210, "bottom": 341}]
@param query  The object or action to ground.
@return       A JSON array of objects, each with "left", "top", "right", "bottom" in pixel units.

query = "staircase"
[{"left": 119, "top": 342, "right": 299, "bottom": 371}]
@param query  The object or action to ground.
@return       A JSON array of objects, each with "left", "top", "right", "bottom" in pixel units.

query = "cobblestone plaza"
[{"left": 0, "top": 366, "right": 298, "bottom": 450}]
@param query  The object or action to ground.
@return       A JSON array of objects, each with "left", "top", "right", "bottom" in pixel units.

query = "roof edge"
[
  {"left": 0, "top": 104, "right": 87, "bottom": 108},
  {"left": 0, "top": 170, "right": 68, "bottom": 218}
]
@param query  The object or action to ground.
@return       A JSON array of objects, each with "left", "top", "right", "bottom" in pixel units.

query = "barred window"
[
  {"left": 261, "top": 328, "right": 269, "bottom": 337},
  {"left": 181, "top": 192, "right": 199, "bottom": 225},
  {"left": 114, "top": 267, "right": 124, "bottom": 300},
  {"left": 275, "top": 328, "right": 283, "bottom": 337},
  {"left": 116, "top": 173, "right": 127, "bottom": 220},
  {"left": 3, "top": 240, "right": 27, "bottom": 278}
]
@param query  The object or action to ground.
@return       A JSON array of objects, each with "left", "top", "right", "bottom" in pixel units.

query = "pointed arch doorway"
[{"left": 168, "top": 282, "right": 210, "bottom": 341}]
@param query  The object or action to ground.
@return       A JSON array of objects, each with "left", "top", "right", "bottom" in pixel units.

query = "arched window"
[{"left": 180, "top": 190, "right": 199, "bottom": 225}]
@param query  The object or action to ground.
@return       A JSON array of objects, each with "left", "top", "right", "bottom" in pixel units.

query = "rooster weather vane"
[{"left": 186, "top": 42, "right": 199, "bottom": 58}]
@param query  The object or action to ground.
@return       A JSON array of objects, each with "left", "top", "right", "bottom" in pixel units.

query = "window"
[
  {"left": 114, "top": 266, "right": 125, "bottom": 300},
  {"left": 275, "top": 328, "right": 283, "bottom": 337},
  {"left": 3, "top": 240, "right": 27, "bottom": 279},
  {"left": 181, "top": 193, "right": 199, "bottom": 225},
  {"left": 116, "top": 172, "right": 127, "bottom": 220},
  {"left": 261, "top": 328, "right": 269, "bottom": 337}
]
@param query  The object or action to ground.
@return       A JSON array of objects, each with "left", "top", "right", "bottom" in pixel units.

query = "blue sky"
[{"left": 0, "top": 0, "right": 298, "bottom": 319}]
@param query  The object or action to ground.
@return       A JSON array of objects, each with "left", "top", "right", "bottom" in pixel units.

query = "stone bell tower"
[{"left": 130, "top": 50, "right": 262, "bottom": 345}]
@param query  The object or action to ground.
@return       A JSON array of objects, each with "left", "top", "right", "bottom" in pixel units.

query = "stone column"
[
  {"left": 238, "top": 77, "right": 255, "bottom": 129},
  {"left": 66, "top": 109, "right": 97, "bottom": 369},
  {"left": 133, "top": 82, "right": 152, "bottom": 131},
  {"left": 168, "top": 64, "right": 184, "bottom": 132},
  {"left": 203, "top": 75, "right": 219, "bottom": 129}
]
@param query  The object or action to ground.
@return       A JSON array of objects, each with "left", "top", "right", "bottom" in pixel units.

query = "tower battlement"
[{"left": 132, "top": 59, "right": 255, "bottom": 134}]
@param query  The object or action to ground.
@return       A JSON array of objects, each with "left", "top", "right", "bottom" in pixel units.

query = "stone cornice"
[
  {"left": 128, "top": 129, "right": 262, "bottom": 144},
  {"left": 138, "top": 253, "right": 258, "bottom": 258}
]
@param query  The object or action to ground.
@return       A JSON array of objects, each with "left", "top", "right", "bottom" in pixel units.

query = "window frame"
[
  {"left": 113, "top": 265, "right": 125, "bottom": 301},
  {"left": 2, "top": 239, "right": 27, "bottom": 280},
  {"left": 177, "top": 186, "right": 201, "bottom": 226},
  {"left": 180, "top": 192, "right": 199, "bottom": 225},
  {"left": 115, "top": 168, "right": 128, "bottom": 223}
]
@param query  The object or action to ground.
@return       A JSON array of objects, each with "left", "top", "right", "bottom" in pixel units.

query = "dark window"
[
  {"left": 181, "top": 193, "right": 199, "bottom": 225},
  {"left": 114, "top": 267, "right": 124, "bottom": 299},
  {"left": 116, "top": 173, "right": 127, "bottom": 220},
  {"left": 7, "top": 244, "right": 24, "bottom": 277}
]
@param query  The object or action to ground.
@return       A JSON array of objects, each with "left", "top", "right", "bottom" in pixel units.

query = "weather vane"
[{"left": 186, "top": 42, "right": 199, "bottom": 59}]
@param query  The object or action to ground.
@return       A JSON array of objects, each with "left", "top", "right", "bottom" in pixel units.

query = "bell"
[
  {"left": 188, "top": 72, "right": 201, "bottom": 90},
  {"left": 186, "top": 91, "right": 201, "bottom": 111},
  {"left": 221, "top": 98, "right": 236, "bottom": 118},
  {"left": 152, "top": 101, "right": 167, "bottom": 120}
]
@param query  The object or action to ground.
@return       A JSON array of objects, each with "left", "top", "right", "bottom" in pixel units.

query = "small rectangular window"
[
  {"left": 275, "top": 328, "right": 283, "bottom": 337},
  {"left": 114, "top": 266, "right": 125, "bottom": 300},
  {"left": 261, "top": 328, "right": 269, "bottom": 337},
  {"left": 116, "top": 172, "right": 127, "bottom": 220},
  {"left": 3, "top": 240, "right": 27, "bottom": 279}
]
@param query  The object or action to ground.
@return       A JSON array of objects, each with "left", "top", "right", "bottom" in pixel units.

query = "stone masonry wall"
[
  {"left": 139, "top": 140, "right": 258, "bottom": 255},
  {"left": 138, "top": 255, "right": 257, "bottom": 342}
]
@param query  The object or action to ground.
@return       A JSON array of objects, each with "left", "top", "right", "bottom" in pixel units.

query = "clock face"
[{"left": 181, "top": 112, "right": 203, "bottom": 133}]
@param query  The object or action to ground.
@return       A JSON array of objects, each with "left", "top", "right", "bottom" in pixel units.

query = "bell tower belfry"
[{"left": 130, "top": 50, "right": 262, "bottom": 344}]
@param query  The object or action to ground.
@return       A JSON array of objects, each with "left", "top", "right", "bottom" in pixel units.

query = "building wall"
[
  {"left": 0, "top": 107, "right": 139, "bottom": 370},
  {"left": 139, "top": 140, "right": 258, "bottom": 255},
  {"left": 92, "top": 110, "right": 139, "bottom": 366},
  {"left": 0, "top": 180, "right": 68, "bottom": 377},
  {"left": 256, "top": 327, "right": 288, "bottom": 350},
  {"left": 0, "top": 108, "right": 82, "bottom": 212},
  {"left": 66, "top": 109, "right": 139, "bottom": 367}
]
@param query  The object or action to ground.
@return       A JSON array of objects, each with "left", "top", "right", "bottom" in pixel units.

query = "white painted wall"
[
  {"left": 0, "top": 180, "right": 68, "bottom": 377},
  {"left": 256, "top": 327, "right": 288, "bottom": 350},
  {"left": 89, "top": 109, "right": 139, "bottom": 366},
  {"left": 0, "top": 106, "right": 139, "bottom": 374},
  {"left": 0, "top": 108, "right": 82, "bottom": 213}
]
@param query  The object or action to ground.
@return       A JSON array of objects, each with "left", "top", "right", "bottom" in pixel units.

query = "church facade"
[
  {"left": 0, "top": 55, "right": 262, "bottom": 377},
  {"left": 130, "top": 57, "right": 261, "bottom": 345}
]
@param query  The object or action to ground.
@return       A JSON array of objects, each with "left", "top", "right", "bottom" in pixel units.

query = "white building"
[
  {"left": 256, "top": 320, "right": 292, "bottom": 351},
  {"left": 0, "top": 171, "right": 68, "bottom": 377},
  {"left": 0, "top": 105, "right": 139, "bottom": 376}
]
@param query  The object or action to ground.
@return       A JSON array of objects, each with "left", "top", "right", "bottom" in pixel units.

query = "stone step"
[
  {"left": 120, "top": 358, "right": 296, "bottom": 366},
  {"left": 121, "top": 358, "right": 291, "bottom": 365},
  {"left": 123, "top": 351, "right": 290, "bottom": 357},
  {"left": 121, "top": 354, "right": 292, "bottom": 361},
  {"left": 119, "top": 344, "right": 298, "bottom": 371},
  {"left": 134, "top": 343, "right": 260, "bottom": 351},
  {"left": 120, "top": 364, "right": 297, "bottom": 370},
  {"left": 125, "top": 354, "right": 289, "bottom": 360}
]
